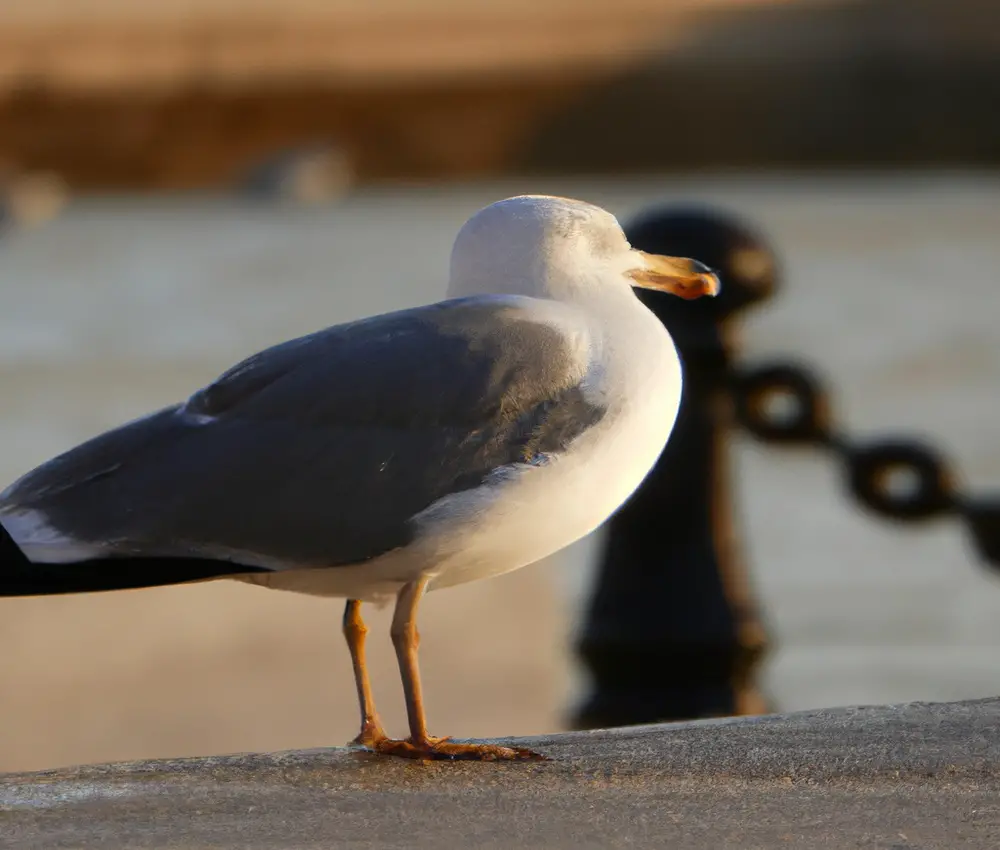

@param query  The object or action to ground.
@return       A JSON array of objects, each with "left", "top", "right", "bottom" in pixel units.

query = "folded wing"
[{"left": 0, "top": 295, "right": 603, "bottom": 573}]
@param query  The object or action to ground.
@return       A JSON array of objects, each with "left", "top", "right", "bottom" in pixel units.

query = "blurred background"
[{"left": 0, "top": 0, "right": 998, "bottom": 773}]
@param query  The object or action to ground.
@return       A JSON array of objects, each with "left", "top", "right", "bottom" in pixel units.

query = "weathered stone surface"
[{"left": 3, "top": 698, "right": 999, "bottom": 849}]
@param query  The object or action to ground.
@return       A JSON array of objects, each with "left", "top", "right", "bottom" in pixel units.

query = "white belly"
[
  {"left": 247, "top": 379, "right": 679, "bottom": 603},
  {"left": 423, "top": 346, "right": 681, "bottom": 590}
]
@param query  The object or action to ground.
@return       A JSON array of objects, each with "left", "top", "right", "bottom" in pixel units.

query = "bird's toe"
[{"left": 363, "top": 736, "right": 547, "bottom": 762}]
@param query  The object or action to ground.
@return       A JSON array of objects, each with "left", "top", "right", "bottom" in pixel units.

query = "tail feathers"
[{"left": 0, "top": 520, "right": 268, "bottom": 597}]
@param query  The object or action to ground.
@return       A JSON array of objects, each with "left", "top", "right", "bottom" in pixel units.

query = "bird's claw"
[{"left": 356, "top": 734, "right": 547, "bottom": 762}]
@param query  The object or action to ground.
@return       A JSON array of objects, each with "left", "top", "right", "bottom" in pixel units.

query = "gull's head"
[{"left": 448, "top": 195, "right": 721, "bottom": 303}]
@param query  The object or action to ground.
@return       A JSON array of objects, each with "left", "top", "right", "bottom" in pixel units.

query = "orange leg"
[
  {"left": 364, "top": 576, "right": 546, "bottom": 762},
  {"left": 342, "top": 599, "right": 389, "bottom": 748}
]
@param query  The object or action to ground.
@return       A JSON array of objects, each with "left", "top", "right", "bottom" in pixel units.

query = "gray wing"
[{"left": 1, "top": 295, "right": 604, "bottom": 567}]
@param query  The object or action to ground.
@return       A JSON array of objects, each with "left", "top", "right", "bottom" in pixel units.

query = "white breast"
[{"left": 417, "top": 299, "right": 683, "bottom": 591}]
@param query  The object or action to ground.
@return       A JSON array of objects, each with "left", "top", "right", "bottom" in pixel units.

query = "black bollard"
[{"left": 573, "top": 205, "right": 777, "bottom": 729}]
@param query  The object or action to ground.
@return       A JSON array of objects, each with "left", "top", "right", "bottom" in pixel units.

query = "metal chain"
[{"left": 730, "top": 359, "right": 1000, "bottom": 571}]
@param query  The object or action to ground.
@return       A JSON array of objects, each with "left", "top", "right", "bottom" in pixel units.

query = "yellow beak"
[{"left": 626, "top": 252, "right": 721, "bottom": 300}]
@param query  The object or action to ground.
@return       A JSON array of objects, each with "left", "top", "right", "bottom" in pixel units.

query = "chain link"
[{"left": 730, "top": 359, "right": 1000, "bottom": 570}]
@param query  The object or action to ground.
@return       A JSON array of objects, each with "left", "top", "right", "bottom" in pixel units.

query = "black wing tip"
[
  {"left": 0, "top": 517, "right": 30, "bottom": 568},
  {"left": 0, "top": 520, "right": 269, "bottom": 597}
]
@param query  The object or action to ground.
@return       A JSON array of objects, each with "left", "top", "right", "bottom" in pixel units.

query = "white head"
[{"left": 447, "top": 195, "right": 720, "bottom": 304}]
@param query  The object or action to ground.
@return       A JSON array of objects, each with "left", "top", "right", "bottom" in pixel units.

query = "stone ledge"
[{"left": 3, "top": 698, "right": 999, "bottom": 849}]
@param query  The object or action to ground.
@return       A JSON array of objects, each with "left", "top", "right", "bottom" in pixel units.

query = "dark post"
[{"left": 573, "top": 205, "right": 776, "bottom": 728}]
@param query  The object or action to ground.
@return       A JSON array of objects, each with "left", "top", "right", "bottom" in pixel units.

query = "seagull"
[{"left": 0, "top": 195, "right": 719, "bottom": 761}]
